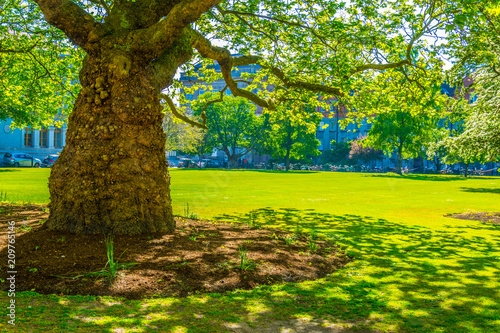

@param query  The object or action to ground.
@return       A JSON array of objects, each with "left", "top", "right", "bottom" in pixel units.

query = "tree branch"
[
  {"left": 27, "top": 50, "right": 77, "bottom": 99},
  {"left": 33, "top": 0, "right": 103, "bottom": 52},
  {"left": 161, "top": 93, "right": 208, "bottom": 129},
  {"left": 152, "top": 28, "right": 194, "bottom": 92},
  {"left": 189, "top": 28, "right": 275, "bottom": 108},
  {"left": 125, "top": 0, "right": 222, "bottom": 59},
  {"left": 215, "top": 5, "right": 338, "bottom": 54},
  {"left": 190, "top": 28, "right": 343, "bottom": 107}
]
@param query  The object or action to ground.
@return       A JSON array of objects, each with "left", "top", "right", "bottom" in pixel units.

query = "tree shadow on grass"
[
  {"left": 0, "top": 168, "right": 21, "bottom": 172},
  {"left": 212, "top": 208, "right": 500, "bottom": 333},
  {"left": 174, "top": 168, "right": 320, "bottom": 174},
  {"left": 460, "top": 187, "right": 500, "bottom": 194},
  {"left": 366, "top": 174, "right": 472, "bottom": 181},
  {"left": 5, "top": 207, "right": 500, "bottom": 333}
]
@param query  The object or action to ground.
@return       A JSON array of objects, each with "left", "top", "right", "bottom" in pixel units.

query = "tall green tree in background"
[
  {"left": 6, "top": 0, "right": 447, "bottom": 234},
  {"left": 195, "top": 95, "right": 260, "bottom": 168},
  {"left": 363, "top": 111, "right": 430, "bottom": 174},
  {"left": 162, "top": 112, "right": 206, "bottom": 154},
  {"left": 185, "top": 130, "right": 214, "bottom": 167},
  {"left": 439, "top": 1, "right": 500, "bottom": 162},
  {"left": 357, "top": 66, "right": 447, "bottom": 174},
  {"left": 259, "top": 105, "right": 321, "bottom": 171},
  {"left": 320, "top": 142, "right": 353, "bottom": 166}
]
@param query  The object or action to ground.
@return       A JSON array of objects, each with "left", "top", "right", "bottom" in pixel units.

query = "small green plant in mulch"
[
  {"left": 238, "top": 245, "right": 255, "bottom": 271},
  {"left": 19, "top": 221, "right": 31, "bottom": 232},
  {"left": 184, "top": 202, "right": 198, "bottom": 219},
  {"left": 52, "top": 234, "right": 136, "bottom": 282},
  {"left": 308, "top": 239, "right": 318, "bottom": 253},
  {"left": 283, "top": 234, "right": 295, "bottom": 245},
  {"left": 165, "top": 260, "right": 189, "bottom": 270},
  {"left": 308, "top": 228, "right": 318, "bottom": 252}
]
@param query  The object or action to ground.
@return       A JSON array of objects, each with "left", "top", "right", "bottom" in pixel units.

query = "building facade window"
[
  {"left": 40, "top": 127, "right": 48, "bottom": 147},
  {"left": 54, "top": 128, "right": 62, "bottom": 148},
  {"left": 24, "top": 128, "right": 34, "bottom": 147}
]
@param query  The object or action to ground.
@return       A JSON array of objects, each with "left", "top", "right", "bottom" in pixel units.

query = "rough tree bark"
[{"left": 34, "top": 0, "right": 219, "bottom": 234}]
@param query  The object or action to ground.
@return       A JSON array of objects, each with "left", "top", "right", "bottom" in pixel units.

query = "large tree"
[
  {"left": 353, "top": 56, "right": 447, "bottom": 174},
  {"left": 259, "top": 104, "right": 321, "bottom": 171},
  {"left": 19, "top": 0, "right": 446, "bottom": 234},
  {"left": 195, "top": 95, "right": 260, "bottom": 168},
  {"left": 438, "top": 2, "right": 500, "bottom": 161}
]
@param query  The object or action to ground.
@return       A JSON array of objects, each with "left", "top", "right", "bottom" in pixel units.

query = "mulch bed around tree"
[
  {"left": 0, "top": 204, "right": 351, "bottom": 300},
  {"left": 446, "top": 211, "right": 500, "bottom": 224}
]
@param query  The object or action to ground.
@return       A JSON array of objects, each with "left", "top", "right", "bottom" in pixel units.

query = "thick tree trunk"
[
  {"left": 433, "top": 158, "right": 441, "bottom": 172},
  {"left": 285, "top": 133, "right": 292, "bottom": 171},
  {"left": 285, "top": 148, "right": 291, "bottom": 171},
  {"left": 228, "top": 155, "right": 238, "bottom": 168},
  {"left": 47, "top": 53, "right": 174, "bottom": 234},
  {"left": 396, "top": 145, "right": 403, "bottom": 175}
]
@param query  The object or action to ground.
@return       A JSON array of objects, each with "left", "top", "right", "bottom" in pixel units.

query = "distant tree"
[
  {"left": 185, "top": 130, "right": 214, "bottom": 167},
  {"left": 259, "top": 105, "right": 321, "bottom": 171},
  {"left": 194, "top": 95, "right": 261, "bottom": 168},
  {"left": 162, "top": 112, "right": 206, "bottom": 154},
  {"left": 353, "top": 62, "right": 447, "bottom": 174},
  {"left": 349, "top": 140, "right": 383, "bottom": 166},
  {"left": 440, "top": 70, "right": 500, "bottom": 164},
  {"left": 425, "top": 109, "right": 467, "bottom": 173},
  {"left": 363, "top": 111, "right": 436, "bottom": 174},
  {"left": 433, "top": 139, "right": 479, "bottom": 178},
  {"left": 319, "top": 142, "right": 353, "bottom": 165},
  {"left": 428, "top": 111, "right": 489, "bottom": 178},
  {"left": 439, "top": 2, "right": 500, "bottom": 165}
]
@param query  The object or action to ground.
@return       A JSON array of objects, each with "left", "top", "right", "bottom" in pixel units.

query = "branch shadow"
[
  {"left": 0, "top": 168, "right": 21, "bottom": 172},
  {"left": 366, "top": 174, "right": 470, "bottom": 182},
  {"left": 460, "top": 187, "right": 500, "bottom": 195},
  {"left": 6, "top": 207, "right": 500, "bottom": 333}
]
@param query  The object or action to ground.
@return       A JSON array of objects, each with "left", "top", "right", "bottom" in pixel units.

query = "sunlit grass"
[{"left": 1, "top": 168, "right": 500, "bottom": 332}]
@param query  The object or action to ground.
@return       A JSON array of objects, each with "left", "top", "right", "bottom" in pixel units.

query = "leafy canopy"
[
  {"left": 258, "top": 103, "right": 321, "bottom": 165},
  {"left": 5, "top": 0, "right": 450, "bottom": 132},
  {"left": 1, "top": 0, "right": 82, "bottom": 128}
]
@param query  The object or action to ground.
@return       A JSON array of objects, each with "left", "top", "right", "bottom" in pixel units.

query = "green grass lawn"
[{"left": 1, "top": 168, "right": 500, "bottom": 332}]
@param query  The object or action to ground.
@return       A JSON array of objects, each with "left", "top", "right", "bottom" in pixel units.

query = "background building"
[{"left": 0, "top": 119, "right": 67, "bottom": 160}]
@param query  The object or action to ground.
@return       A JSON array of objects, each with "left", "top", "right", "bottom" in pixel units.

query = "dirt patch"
[
  {"left": 447, "top": 211, "right": 500, "bottom": 224},
  {"left": 0, "top": 204, "right": 350, "bottom": 300}
]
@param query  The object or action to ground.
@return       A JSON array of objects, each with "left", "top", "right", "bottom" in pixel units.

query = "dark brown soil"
[
  {"left": 0, "top": 204, "right": 350, "bottom": 300},
  {"left": 447, "top": 211, "right": 500, "bottom": 224}
]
